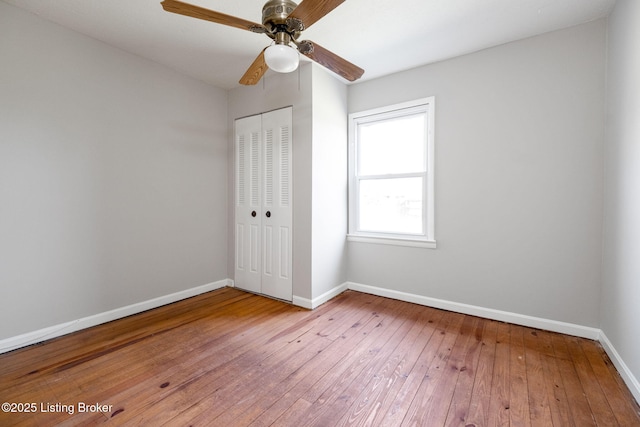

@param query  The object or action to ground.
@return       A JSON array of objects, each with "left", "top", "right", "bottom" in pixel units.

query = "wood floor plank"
[
  {"left": 359, "top": 308, "right": 446, "bottom": 427},
  {"left": 522, "top": 328, "right": 554, "bottom": 427},
  {"left": 28, "top": 293, "right": 301, "bottom": 426},
  {"left": 580, "top": 339, "right": 640, "bottom": 425},
  {"left": 555, "top": 354, "right": 598, "bottom": 426},
  {"left": 1, "top": 288, "right": 639, "bottom": 427},
  {"left": 183, "top": 292, "right": 389, "bottom": 426},
  {"left": 442, "top": 316, "right": 485, "bottom": 427},
  {"left": 167, "top": 328, "right": 332, "bottom": 426},
  {"left": 509, "top": 325, "right": 532, "bottom": 427},
  {"left": 291, "top": 299, "right": 426, "bottom": 427},
  {"left": 335, "top": 303, "right": 440, "bottom": 426},
  {"left": 1, "top": 288, "right": 249, "bottom": 381},
  {"left": 396, "top": 313, "right": 469, "bottom": 426},
  {"left": 377, "top": 310, "right": 463, "bottom": 427},
  {"left": 414, "top": 315, "right": 481, "bottom": 426},
  {"left": 246, "top": 293, "right": 396, "bottom": 427},
  {"left": 50, "top": 293, "right": 291, "bottom": 425},
  {"left": 464, "top": 318, "right": 498, "bottom": 427},
  {"left": 112, "top": 296, "right": 341, "bottom": 425},
  {"left": 564, "top": 335, "right": 618, "bottom": 426},
  {"left": 487, "top": 321, "right": 511, "bottom": 426},
  {"left": 537, "top": 330, "right": 578, "bottom": 427}
]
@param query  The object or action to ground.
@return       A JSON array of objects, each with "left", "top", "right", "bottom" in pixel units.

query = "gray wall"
[
  {"left": 0, "top": 2, "right": 229, "bottom": 340},
  {"left": 347, "top": 20, "right": 606, "bottom": 327},
  {"left": 311, "top": 70, "right": 348, "bottom": 299},
  {"left": 601, "top": 0, "right": 640, "bottom": 393}
]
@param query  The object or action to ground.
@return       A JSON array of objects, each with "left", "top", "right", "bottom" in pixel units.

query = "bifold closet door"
[
  {"left": 235, "top": 107, "right": 292, "bottom": 301},
  {"left": 259, "top": 107, "right": 292, "bottom": 301},
  {"left": 235, "top": 114, "right": 262, "bottom": 294}
]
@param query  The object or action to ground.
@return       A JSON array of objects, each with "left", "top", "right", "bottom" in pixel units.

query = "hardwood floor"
[{"left": 1, "top": 288, "right": 639, "bottom": 426}]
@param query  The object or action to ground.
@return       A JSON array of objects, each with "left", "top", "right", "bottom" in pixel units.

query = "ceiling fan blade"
[
  {"left": 288, "top": 0, "right": 346, "bottom": 29},
  {"left": 161, "top": 0, "right": 267, "bottom": 33},
  {"left": 239, "top": 49, "right": 269, "bottom": 86},
  {"left": 299, "top": 41, "right": 364, "bottom": 82}
]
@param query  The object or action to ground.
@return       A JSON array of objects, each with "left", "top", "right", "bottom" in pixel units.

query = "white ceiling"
[{"left": 3, "top": 0, "right": 615, "bottom": 90}]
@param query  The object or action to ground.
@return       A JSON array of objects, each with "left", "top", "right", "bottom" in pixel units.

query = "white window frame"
[{"left": 348, "top": 97, "right": 436, "bottom": 249}]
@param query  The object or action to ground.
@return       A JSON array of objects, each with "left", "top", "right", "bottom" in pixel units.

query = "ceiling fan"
[{"left": 160, "top": 0, "right": 364, "bottom": 85}]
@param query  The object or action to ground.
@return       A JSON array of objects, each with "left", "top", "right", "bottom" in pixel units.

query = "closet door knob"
[
  {"left": 251, "top": 211, "right": 257, "bottom": 217},
  {"left": 265, "top": 211, "right": 271, "bottom": 218}
]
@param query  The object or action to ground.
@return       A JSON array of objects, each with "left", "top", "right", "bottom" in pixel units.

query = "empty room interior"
[{"left": 1, "top": 0, "right": 639, "bottom": 425}]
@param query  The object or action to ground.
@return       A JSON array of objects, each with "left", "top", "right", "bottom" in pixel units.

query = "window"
[{"left": 348, "top": 97, "right": 435, "bottom": 248}]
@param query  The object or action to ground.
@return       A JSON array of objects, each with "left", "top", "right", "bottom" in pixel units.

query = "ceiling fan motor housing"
[{"left": 262, "top": 0, "right": 298, "bottom": 32}]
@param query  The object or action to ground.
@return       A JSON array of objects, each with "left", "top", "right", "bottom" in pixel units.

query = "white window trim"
[{"left": 347, "top": 97, "right": 436, "bottom": 248}]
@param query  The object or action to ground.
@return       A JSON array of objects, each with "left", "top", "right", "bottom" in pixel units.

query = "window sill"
[{"left": 347, "top": 234, "right": 437, "bottom": 249}]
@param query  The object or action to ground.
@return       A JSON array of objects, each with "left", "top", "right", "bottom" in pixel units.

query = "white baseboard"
[
  {"left": 291, "top": 295, "right": 313, "bottom": 309},
  {"left": 345, "top": 282, "right": 601, "bottom": 340},
  {"left": 599, "top": 331, "right": 640, "bottom": 405},
  {"left": 0, "top": 279, "right": 231, "bottom": 354},
  {"left": 293, "top": 282, "right": 349, "bottom": 310}
]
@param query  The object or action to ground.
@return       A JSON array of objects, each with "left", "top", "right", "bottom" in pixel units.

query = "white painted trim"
[
  {"left": 292, "top": 282, "right": 349, "bottom": 310},
  {"left": 347, "top": 234, "right": 437, "bottom": 249},
  {"left": 599, "top": 331, "right": 640, "bottom": 405},
  {"left": 345, "top": 282, "right": 601, "bottom": 340},
  {"left": 292, "top": 295, "right": 313, "bottom": 310},
  {"left": 0, "top": 279, "right": 232, "bottom": 354},
  {"left": 348, "top": 97, "right": 436, "bottom": 244}
]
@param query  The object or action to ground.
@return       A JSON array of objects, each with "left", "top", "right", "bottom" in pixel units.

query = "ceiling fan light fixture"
[{"left": 264, "top": 43, "right": 299, "bottom": 73}]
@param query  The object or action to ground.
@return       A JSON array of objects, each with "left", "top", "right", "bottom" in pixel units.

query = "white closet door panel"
[
  {"left": 234, "top": 114, "right": 262, "bottom": 294},
  {"left": 236, "top": 224, "right": 245, "bottom": 270},
  {"left": 260, "top": 107, "right": 293, "bottom": 301},
  {"left": 263, "top": 225, "right": 273, "bottom": 276},
  {"left": 279, "top": 227, "right": 290, "bottom": 280}
]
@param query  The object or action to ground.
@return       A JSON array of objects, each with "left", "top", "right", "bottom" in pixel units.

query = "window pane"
[
  {"left": 358, "top": 177, "right": 423, "bottom": 234},
  {"left": 358, "top": 114, "right": 425, "bottom": 176}
]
